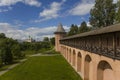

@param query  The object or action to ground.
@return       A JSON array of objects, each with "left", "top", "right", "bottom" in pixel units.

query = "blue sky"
[{"left": 0, "top": 0, "right": 116, "bottom": 41}]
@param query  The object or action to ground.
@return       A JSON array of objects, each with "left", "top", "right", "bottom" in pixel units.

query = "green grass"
[
  {"left": 0, "top": 55, "right": 82, "bottom": 80},
  {"left": 38, "top": 48, "right": 52, "bottom": 53},
  {"left": 0, "top": 65, "right": 11, "bottom": 71},
  {"left": 41, "top": 49, "right": 60, "bottom": 54},
  {"left": 22, "top": 50, "right": 37, "bottom": 55},
  {"left": 0, "top": 60, "right": 20, "bottom": 71}
]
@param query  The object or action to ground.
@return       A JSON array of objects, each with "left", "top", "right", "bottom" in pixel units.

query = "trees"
[
  {"left": 78, "top": 21, "right": 91, "bottom": 33},
  {"left": 0, "top": 39, "right": 13, "bottom": 64},
  {"left": 50, "top": 37, "right": 55, "bottom": 45},
  {"left": 1, "top": 46, "right": 13, "bottom": 64},
  {"left": 0, "top": 33, "right": 6, "bottom": 38},
  {"left": 0, "top": 33, "right": 26, "bottom": 65},
  {"left": 90, "top": 0, "right": 116, "bottom": 28},
  {"left": 67, "top": 22, "right": 91, "bottom": 36},
  {"left": 41, "top": 42, "right": 51, "bottom": 48},
  {"left": 116, "top": 0, "right": 120, "bottom": 23},
  {"left": 43, "top": 37, "right": 49, "bottom": 42},
  {"left": 67, "top": 24, "right": 78, "bottom": 36},
  {"left": 11, "top": 44, "right": 21, "bottom": 59}
]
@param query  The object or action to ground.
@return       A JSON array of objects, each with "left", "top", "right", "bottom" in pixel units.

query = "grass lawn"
[
  {"left": 0, "top": 65, "right": 11, "bottom": 71},
  {"left": 0, "top": 55, "right": 82, "bottom": 80}
]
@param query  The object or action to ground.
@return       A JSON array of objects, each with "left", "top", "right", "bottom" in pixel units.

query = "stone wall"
[{"left": 60, "top": 45, "right": 120, "bottom": 80}]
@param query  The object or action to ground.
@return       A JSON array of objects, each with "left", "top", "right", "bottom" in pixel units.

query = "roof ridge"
[{"left": 54, "top": 23, "right": 66, "bottom": 34}]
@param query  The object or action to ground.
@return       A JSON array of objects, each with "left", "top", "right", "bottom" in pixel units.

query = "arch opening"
[
  {"left": 77, "top": 52, "right": 82, "bottom": 72},
  {"left": 66, "top": 48, "right": 68, "bottom": 60},
  {"left": 72, "top": 50, "right": 76, "bottom": 66},
  {"left": 84, "top": 55, "right": 92, "bottom": 80},
  {"left": 63, "top": 47, "right": 66, "bottom": 57},
  {"left": 97, "top": 61, "right": 114, "bottom": 80},
  {"left": 65, "top": 47, "right": 66, "bottom": 57},
  {"left": 69, "top": 49, "right": 71, "bottom": 63}
]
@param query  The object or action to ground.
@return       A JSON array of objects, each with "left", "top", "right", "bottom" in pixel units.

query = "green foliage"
[
  {"left": 116, "top": 0, "right": 120, "bottom": 23},
  {"left": 0, "top": 38, "right": 13, "bottom": 65},
  {"left": 22, "top": 50, "right": 36, "bottom": 55},
  {"left": 67, "top": 22, "right": 92, "bottom": 36},
  {"left": 67, "top": 24, "right": 79, "bottom": 36},
  {"left": 41, "top": 41, "right": 51, "bottom": 48},
  {"left": 0, "top": 33, "right": 25, "bottom": 66},
  {"left": 20, "top": 41, "right": 51, "bottom": 55},
  {"left": 0, "top": 45, "right": 13, "bottom": 65},
  {"left": 0, "top": 33, "right": 6, "bottom": 38},
  {"left": 43, "top": 37, "right": 49, "bottom": 42},
  {"left": 0, "top": 56, "right": 82, "bottom": 80},
  {"left": 38, "top": 48, "right": 48, "bottom": 53},
  {"left": 78, "top": 21, "right": 91, "bottom": 33},
  {"left": 90, "top": 0, "right": 116, "bottom": 28},
  {"left": 20, "top": 42, "right": 38, "bottom": 51},
  {"left": 50, "top": 37, "right": 55, "bottom": 45},
  {"left": 11, "top": 44, "right": 22, "bottom": 59}
]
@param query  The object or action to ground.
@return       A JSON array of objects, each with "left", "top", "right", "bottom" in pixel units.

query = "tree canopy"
[
  {"left": 89, "top": 0, "right": 116, "bottom": 28},
  {"left": 0, "top": 33, "right": 25, "bottom": 65},
  {"left": 78, "top": 21, "right": 91, "bottom": 33},
  {"left": 116, "top": 0, "right": 120, "bottom": 23},
  {"left": 67, "top": 24, "right": 78, "bottom": 36},
  {"left": 43, "top": 37, "right": 49, "bottom": 42},
  {"left": 50, "top": 37, "right": 55, "bottom": 45}
]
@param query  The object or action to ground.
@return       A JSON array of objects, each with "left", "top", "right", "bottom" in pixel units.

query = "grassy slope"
[{"left": 0, "top": 55, "right": 82, "bottom": 80}]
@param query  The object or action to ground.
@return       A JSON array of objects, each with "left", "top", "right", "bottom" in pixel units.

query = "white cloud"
[
  {"left": 40, "top": 2, "right": 61, "bottom": 18},
  {"left": 69, "top": 0, "right": 94, "bottom": 16},
  {"left": 0, "top": 0, "right": 41, "bottom": 12},
  {"left": 86, "top": 22, "right": 92, "bottom": 27},
  {"left": 0, "top": 0, "right": 41, "bottom": 7},
  {"left": 69, "top": 0, "right": 118, "bottom": 16},
  {"left": 113, "top": 0, "right": 118, "bottom": 3},
  {"left": 0, "top": 22, "right": 69, "bottom": 41},
  {"left": 24, "top": 0, "right": 41, "bottom": 7},
  {"left": 0, "top": 23, "right": 27, "bottom": 39},
  {"left": 35, "top": 0, "right": 66, "bottom": 22},
  {"left": 69, "top": 0, "right": 117, "bottom": 16},
  {"left": 0, "top": 0, "right": 22, "bottom": 6}
]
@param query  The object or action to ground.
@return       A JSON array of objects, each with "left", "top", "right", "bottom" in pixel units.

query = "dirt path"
[
  {"left": 29, "top": 53, "right": 61, "bottom": 57},
  {"left": 0, "top": 59, "right": 27, "bottom": 76}
]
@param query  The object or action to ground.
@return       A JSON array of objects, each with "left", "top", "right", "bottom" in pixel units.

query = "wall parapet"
[{"left": 60, "top": 24, "right": 120, "bottom": 60}]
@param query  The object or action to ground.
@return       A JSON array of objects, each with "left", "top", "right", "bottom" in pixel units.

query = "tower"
[{"left": 54, "top": 23, "right": 66, "bottom": 51}]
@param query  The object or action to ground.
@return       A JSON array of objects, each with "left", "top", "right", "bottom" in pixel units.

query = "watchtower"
[{"left": 54, "top": 23, "right": 66, "bottom": 51}]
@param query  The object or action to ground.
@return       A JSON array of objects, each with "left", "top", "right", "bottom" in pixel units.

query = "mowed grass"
[{"left": 0, "top": 55, "right": 82, "bottom": 80}]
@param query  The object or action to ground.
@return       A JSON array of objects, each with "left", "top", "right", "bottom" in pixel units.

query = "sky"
[{"left": 0, "top": 0, "right": 118, "bottom": 41}]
